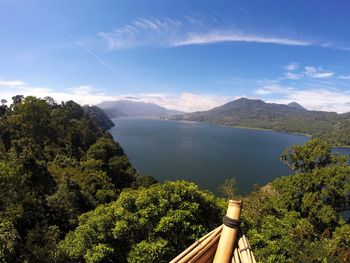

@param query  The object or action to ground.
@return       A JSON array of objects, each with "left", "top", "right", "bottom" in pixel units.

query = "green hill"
[{"left": 173, "top": 97, "right": 350, "bottom": 146}]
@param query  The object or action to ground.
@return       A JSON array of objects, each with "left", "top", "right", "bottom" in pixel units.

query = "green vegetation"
[
  {"left": 243, "top": 139, "right": 350, "bottom": 262},
  {"left": 82, "top": 105, "right": 115, "bottom": 131},
  {"left": 175, "top": 98, "right": 350, "bottom": 146},
  {"left": 0, "top": 96, "right": 151, "bottom": 262},
  {"left": 60, "top": 181, "right": 225, "bottom": 263},
  {"left": 0, "top": 96, "right": 349, "bottom": 262}
]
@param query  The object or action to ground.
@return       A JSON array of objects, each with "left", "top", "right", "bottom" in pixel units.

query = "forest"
[
  {"left": 175, "top": 98, "right": 350, "bottom": 146},
  {"left": 0, "top": 96, "right": 349, "bottom": 262}
]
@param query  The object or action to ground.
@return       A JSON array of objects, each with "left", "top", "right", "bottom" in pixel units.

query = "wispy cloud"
[
  {"left": 0, "top": 79, "right": 27, "bottom": 87},
  {"left": 303, "top": 66, "right": 334, "bottom": 78},
  {"left": 284, "top": 72, "right": 303, "bottom": 80},
  {"left": 284, "top": 63, "right": 299, "bottom": 71},
  {"left": 99, "top": 15, "right": 350, "bottom": 51},
  {"left": 282, "top": 64, "right": 335, "bottom": 80},
  {"left": 339, "top": 75, "right": 350, "bottom": 80},
  {"left": 99, "top": 17, "right": 183, "bottom": 49},
  {"left": 255, "top": 85, "right": 294, "bottom": 95},
  {"left": 99, "top": 16, "right": 313, "bottom": 49},
  {"left": 171, "top": 31, "right": 311, "bottom": 47}
]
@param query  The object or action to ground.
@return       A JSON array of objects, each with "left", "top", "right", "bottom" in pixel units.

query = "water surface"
[{"left": 109, "top": 118, "right": 349, "bottom": 194}]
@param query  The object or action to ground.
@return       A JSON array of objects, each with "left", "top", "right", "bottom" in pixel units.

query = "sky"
[{"left": 1, "top": 0, "right": 350, "bottom": 113}]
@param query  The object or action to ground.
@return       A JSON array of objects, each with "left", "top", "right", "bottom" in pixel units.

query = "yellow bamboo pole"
[
  {"left": 189, "top": 232, "right": 220, "bottom": 262},
  {"left": 176, "top": 226, "right": 223, "bottom": 263},
  {"left": 238, "top": 233, "right": 256, "bottom": 263},
  {"left": 213, "top": 200, "right": 242, "bottom": 263},
  {"left": 232, "top": 244, "right": 241, "bottom": 263},
  {"left": 243, "top": 234, "right": 252, "bottom": 263},
  {"left": 192, "top": 237, "right": 219, "bottom": 263},
  {"left": 170, "top": 226, "right": 222, "bottom": 263},
  {"left": 243, "top": 234, "right": 256, "bottom": 263}
]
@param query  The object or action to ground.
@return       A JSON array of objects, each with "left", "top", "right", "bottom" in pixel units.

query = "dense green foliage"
[
  {"left": 60, "top": 181, "right": 225, "bottom": 263},
  {"left": 174, "top": 97, "right": 350, "bottom": 146},
  {"left": 280, "top": 138, "right": 347, "bottom": 172},
  {"left": 242, "top": 139, "right": 350, "bottom": 262},
  {"left": 82, "top": 105, "right": 115, "bottom": 131},
  {"left": 0, "top": 96, "right": 149, "bottom": 262},
  {"left": 1, "top": 96, "right": 349, "bottom": 262}
]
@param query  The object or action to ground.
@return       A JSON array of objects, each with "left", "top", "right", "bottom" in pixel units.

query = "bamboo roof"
[{"left": 170, "top": 200, "right": 256, "bottom": 263}]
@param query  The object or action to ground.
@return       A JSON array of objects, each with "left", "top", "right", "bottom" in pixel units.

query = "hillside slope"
[
  {"left": 83, "top": 105, "right": 115, "bottom": 130},
  {"left": 173, "top": 98, "right": 350, "bottom": 145}
]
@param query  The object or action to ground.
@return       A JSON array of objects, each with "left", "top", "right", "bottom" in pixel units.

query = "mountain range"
[
  {"left": 171, "top": 98, "right": 350, "bottom": 146},
  {"left": 98, "top": 100, "right": 184, "bottom": 118},
  {"left": 96, "top": 97, "right": 350, "bottom": 146}
]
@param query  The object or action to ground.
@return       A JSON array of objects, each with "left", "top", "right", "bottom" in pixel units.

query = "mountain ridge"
[
  {"left": 171, "top": 97, "right": 350, "bottom": 146},
  {"left": 287, "top": 101, "right": 307, "bottom": 111},
  {"left": 98, "top": 99, "right": 185, "bottom": 118}
]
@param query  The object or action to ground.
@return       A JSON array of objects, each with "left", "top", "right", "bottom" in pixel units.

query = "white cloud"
[
  {"left": 138, "top": 92, "right": 237, "bottom": 112},
  {"left": 171, "top": 31, "right": 311, "bottom": 47},
  {"left": 257, "top": 85, "right": 350, "bottom": 113},
  {"left": 255, "top": 85, "right": 294, "bottom": 95},
  {"left": 0, "top": 79, "right": 236, "bottom": 112},
  {"left": 281, "top": 64, "right": 338, "bottom": 80},
  {"left": 273, "top": 89, "right": 350, "bottom": 113},
  {"left": 304, "top": 66, "right": 334, "bottom": 78},
  {"left": 284, "top": 63, "right": 299, "bottom": 71},
  {"left": 99, "top": 16, "right": 313, "bottom": 49},
  {"left": 339, "top": 75, "right": 350, "bottom": 80},
  {"left": 98, "top": 15, "right": 350, "bottom": 52},
  {"left": 2, "top": 77, "right": 349, "bottom": 114},
  {"left": 284, "top": 72, "right": 303, "bottom": 80},
  {"left": 99, "top": 17, "right": 183, "bottom": 49},
  {"left": 0, "top": 80, "right": 27, "bottom": 87},
  {"left": 0, "top": 81, "right": 121, "bottom": 106}
]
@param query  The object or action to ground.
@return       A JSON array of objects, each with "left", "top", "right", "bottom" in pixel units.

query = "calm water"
[{"left": 109, "top": 117, "right": 349, "bottom": 194}]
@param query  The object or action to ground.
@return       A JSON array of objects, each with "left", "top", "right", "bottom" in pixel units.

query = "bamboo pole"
[
  {"left": 243, "top": 234, "right": 252, "bottom": 263},
  {"left": 192, "top": 237, "right": 219, "bottom": 263},
  {"left": 170, "top": 226, "right": 222, "bottom": 263},
  {"left": 243, "top": 234, "right": 256, "bottom": 263},
  {"left": 232, "top": 243, "right": 241, "bottom": 263},
  {"left": 176, "top": 226, "right": 223, "bottom": 263},
  {"left": 237, "top": 233, "right": 256, "bottom": 263},
  {"left": 189, "top": 232, "right": 220, "bottom": 262},
  {"left": 213, "top": 200, "right": 242, "bottom": 263}
]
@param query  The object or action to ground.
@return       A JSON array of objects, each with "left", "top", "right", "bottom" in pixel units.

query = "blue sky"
[{"left": 1, "top": 0, "right": 350, "bottom": 112}]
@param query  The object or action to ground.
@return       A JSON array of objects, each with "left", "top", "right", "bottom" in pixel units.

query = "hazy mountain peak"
[
  {"left": 97, "top": 99, "right": 185, "bottom": 118},
  {"left": 287, "top": 101, "right": 307, "bottom": 111},
  {"left": 233, "top": 97, "right": 265, "bottom": 104}
]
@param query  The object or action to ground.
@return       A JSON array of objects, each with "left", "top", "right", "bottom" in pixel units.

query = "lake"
[{"left": 109, "top": 117, "right": 349, "bottom": 194}]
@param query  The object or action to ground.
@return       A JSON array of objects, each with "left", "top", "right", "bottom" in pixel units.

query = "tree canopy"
[
  {"left": 0, "top": 96, "right": 153, "bottom": 262},
  {"left": 60, "top": 181, "right": 225, "bottom": 263}
]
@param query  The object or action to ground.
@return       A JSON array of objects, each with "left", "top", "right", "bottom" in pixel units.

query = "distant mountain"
[
  {"left": 287, "top": 102, "right": 307, "bottom": 111},
  {"left": 172, "top": 97, "right": 350, "bottom": 146},
  {"left": 98, "top": 100, "right": 185, "bottom": 118}
]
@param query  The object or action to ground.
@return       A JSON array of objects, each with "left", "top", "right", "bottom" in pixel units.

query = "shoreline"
[{"left": 210, "top": 123, "right": 313, "bottom": 138}]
